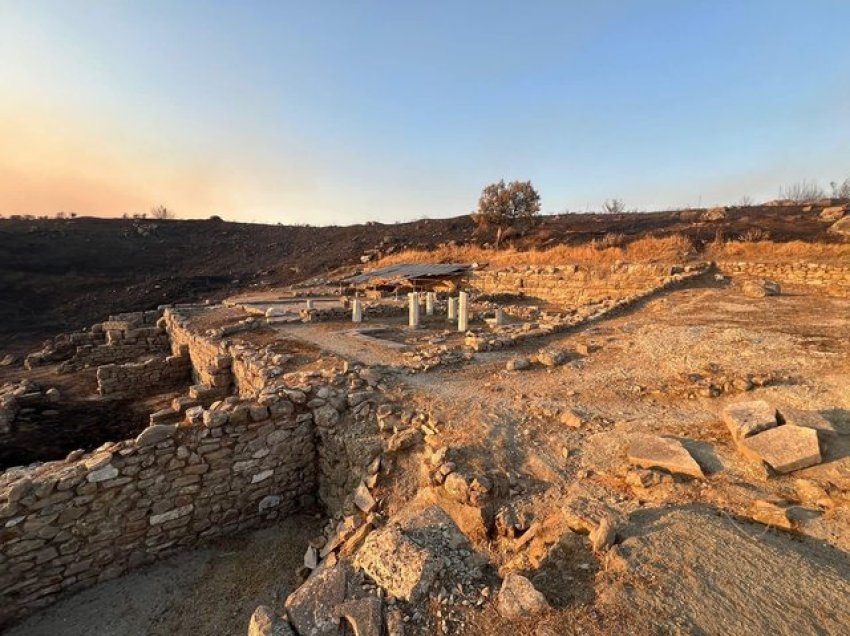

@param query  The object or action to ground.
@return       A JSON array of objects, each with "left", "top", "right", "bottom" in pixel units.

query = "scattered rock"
[
  {"left": 740, "top": 425, "right": 821, "bottom": 473},
  {"left": 354, "top": 524, "right": 441, "bottom": 602},
  {"left": 334, "top": 597, "right": 383, "bottom": 636},
  {"left": 135, "top": 423, "right": 178, "bottom": 447},
  {"left": 723, "top": 400, "right": 777, "bottom": 441},
  {"left": 701, "top": 207, "right": 727, "bottom": 221},
  {"left": 497, "top": 572, "right": 550, "bottom": 619},
  {"left": 248, "top": 606, "right": 295, "bottom": 636},
  {"left": 0, "top": 354, "right": 16, "bottom": 366},
  {"left": 780, "top": 408, "right": 837, "bottom": 440},
  {"left": 828, "top": 215, "right": 850, "bottom": 235},
  {"left": 559, "top": 408, "right": 585, "bottom": 429},
  {"left": 742, "top": 279, "right": 781, "bottom": 297},
  {"left": 284, "top": 562, "right": 347, "bottom": 636},
  {"left": 45, "top": 387, "right": 60, "bottom": 402},
  {"left": 536, "top": 347, "right": 567, "bottom": 367},
  {"left": 820, "top": 205, "right": 847, "bottom": 222},
  {"left": 353, "top": 481, "right": 377, "bottom": 514},
  {"left": 627, "top": 434, "right": 704, "bottom": 479},
  {"left": 589, "top": 515, "right": 617, "bottom": 553},
  {"left": 506, "top": 356, "right": 531, "bottom": 371}
]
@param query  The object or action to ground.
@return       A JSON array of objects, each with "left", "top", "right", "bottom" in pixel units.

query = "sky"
[{"left": 1, "top": 1, "right": 849, "bottom": 225}]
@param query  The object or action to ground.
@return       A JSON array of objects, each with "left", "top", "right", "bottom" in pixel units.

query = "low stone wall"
[
  {"left": 2, "top": 308, "right": 389, "bottom": 626},
  {"left": 716, "top": 261, "right": 850, "bottom": 297},
  {"left": 0, "top": 394, "right": 316, "bottom": 626},
  {"left": 163, "top": 309, "right": 233, "bottom": 394},
  {"left": 467, "top": 262, "right": 700, "bottom": 305},
  {"left": 26, "top": 310, "right": 167, "bottom": 371},
  {"left": 96, "top": 353, "right": 192, "bottom": 397}
]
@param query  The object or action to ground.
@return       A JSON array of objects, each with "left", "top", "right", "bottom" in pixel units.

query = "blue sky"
[{"left": 1, "top": 1, "right": 849, "bottom": 223}]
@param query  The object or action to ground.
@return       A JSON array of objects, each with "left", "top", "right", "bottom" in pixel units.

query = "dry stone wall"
[
  {"left": 163, "top": 309, "right": 234, "bottom": 396},
  {"left": 467, "top": 263, "right": 699, "bottom": 305},
  {"left": 96, "top": 353, "right": 192, "bottom": 397},
  {"left": 0, "top": 393, "right": 316, "bottom": 626},
  {"left": 717, "top": 261, "right": 850, "bottom": 297},
  {"left": 1, "top": 304, "right": 391, "bottom": 626}
]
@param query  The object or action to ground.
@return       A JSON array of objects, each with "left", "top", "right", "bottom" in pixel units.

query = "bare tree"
[
  {"left": 150, "top": 204, "right": 174, "bottom": 220},
  {"left": 738, "top": 195, "right": 754, "bottom": 206},
  {"left": 601, "top": 198, "right": 626, "bottom": 214},
  {"left": 473, "top": 180, "right": 541, "bottom": 248},
  {"left": 778, "top": 180, "right": 825, "bottom": 202},
  {"left": 830, "top": 178, "right": 850, "bottom": 199}
]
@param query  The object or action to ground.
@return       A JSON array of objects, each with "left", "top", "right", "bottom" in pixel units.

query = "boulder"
[
  {"left": 536, "top": 348, "right": 567, "bottom": 367},
  {"left": 740, "top": 425, "right": 821, "bottom": 473},
  {"left": 701, "top": 207, "right": 727, "bottom": 221},
  {"left": 284, "top": 563, "right": 346, "bottom": 635},
  {"left": 248, "top": 606, "right": 295, "bottom": 636},
  {"left": 819, "top": 205, "right": 847, "bottom": 222},
  {"left": 353, "top": 482, "right": 376, "bottom": 514},
  {"left": 828, "top": 215, "right": 850, "bottom": 236},
  {"left": 135, "top": 423, "right": 178, "bottom": 447},
  {"left": 354, "top": 525, "right": 441, "bottom": 602},
  {"left": 780, "top": 408, "right": 837, "bottom": 439},
  {"left": 626, "top": 434, "right": 704, "bottom": 479},
  {"left": 723, "top": 401, "right": 777, "bottom": 441},
  {"left": 506, "top": 356, "right": 531, "bottom": 371},
  {"left": 742, "top": 279, "right": 781, "bottom": 297},
  {"left": 334, "top": 598, "right": 383, "bottom": 636},
  {"left": 497, "top": 572, "right": 550, "bottom": 619}
]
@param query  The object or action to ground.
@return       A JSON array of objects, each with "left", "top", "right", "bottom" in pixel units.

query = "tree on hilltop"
[{"left": 473, "top": 179, "right": 541, "bottom": 249}]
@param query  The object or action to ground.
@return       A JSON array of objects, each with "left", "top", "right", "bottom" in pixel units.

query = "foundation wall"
[
  {"left": 716, "top": 261, "right": 850, "bottom": 297},
  {"left": 163, "top": 310, "right": 233, "bottom": 393},
  {"left": 3, "top": 306, "right": 387, "bottom": 626},
  {"left": 467, "top": 263, "right": 695, "bottom": 305},
  {"left": 0, "top": 397, "right": 316, "bottom": 626},
  {"left": 96, "top": 353, "right": 192, "bottom": 397}
]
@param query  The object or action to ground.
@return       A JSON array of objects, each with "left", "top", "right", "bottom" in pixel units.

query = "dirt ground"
[{"left": 4, "top": 514, "right": 322, "bottom": 636}]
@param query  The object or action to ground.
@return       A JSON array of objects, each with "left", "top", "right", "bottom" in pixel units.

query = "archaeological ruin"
[{"left": 2, "top": 254, "right": 850, "bottom": 635}]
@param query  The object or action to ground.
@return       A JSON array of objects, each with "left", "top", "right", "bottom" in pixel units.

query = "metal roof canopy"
[{"left": 345, "top": 263, "right": 472, "bottom": 286}]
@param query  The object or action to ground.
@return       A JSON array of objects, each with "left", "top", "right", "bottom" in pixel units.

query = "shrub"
[
  {"left": 473, "top": 180, "right": 541, "bottom": 248},
  {"left": 778, "top": 180, "right": 825, "bottom": 202},
  {"left": 150, "top": 205, "right": 174, "bottom": 220}
]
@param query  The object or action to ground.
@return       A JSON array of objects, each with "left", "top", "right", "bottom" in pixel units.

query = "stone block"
[
  {"left": 627, "top": 434, "right": 704, "bottom": 479},
  {"left": 740, "top": 425, "right": 821, "bottom": 473},
  {"left": 780, "top": 408, "right": 838, "bottom": 439},
  {"left": 723, "top": 401, "right": 777, "bottom": 441}
]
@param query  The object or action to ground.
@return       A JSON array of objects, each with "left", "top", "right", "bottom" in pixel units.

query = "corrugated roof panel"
[{"left": 345, "top": 263, "right": 472, "bottom": 285}]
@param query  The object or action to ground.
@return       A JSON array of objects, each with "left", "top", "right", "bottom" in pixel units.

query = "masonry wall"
[
  {"left": 0, "top": 396, "right": 316, "bottom": 626},
  {"left": 2, "top": 306, "right": 388, "bottom": 626},
  {"left": 467, "top": 263, "right": 697, "bottom": 305},
  {"left": 96, "top": 353, "right": 192, "bottom": 397},
  {"left": 163, "top": 309, "right": 233, "bottom": 393},
  {"left": 716, "top": 261, "right": 850, "bottom": 297}
]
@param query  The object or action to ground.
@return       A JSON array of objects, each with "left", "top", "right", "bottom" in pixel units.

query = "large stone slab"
[
  {"left": 284, "top": 562, "right": 346, "bottom": 635},
  {"left": 740, "top": 425, "right": 821, "bottom": 473},
  {"left": 627, "top": 434, "right": 704, "bottom": 479},
  {"left": 723, "top": 401, "right": 777, "bottom": 441},
  {"left": 353, "top": 525, "right": 441, "bottom": 602},
  {"left": 780, "top": 408, "right": 837, "bottom": 439}
]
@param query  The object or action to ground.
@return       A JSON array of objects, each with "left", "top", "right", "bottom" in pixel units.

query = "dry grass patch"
[
  {"left": 375, "top": 235, "right": 696, "bottom": 268},
  {"left": 707, "top": 240, "right": 850, "bottom": 263}
]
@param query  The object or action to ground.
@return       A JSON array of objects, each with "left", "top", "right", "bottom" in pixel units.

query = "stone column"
[
  {"left": 494, "top": 307, "right": 505, "bottom": 326},
  {"left": 408, "top": 292, "right": 420, "bottom": 328},
  {"left": 305, "top": 299, "right": 314, "bottom": 310},
  {"left": 352, "top": 299, "right": 363, "bottom": 323},
  {"left": 425, "top": 292, "right": 435, "bottom": 316},
  {"left": 457, "top": 291, "right": 469, "bottom": 332},
  {"left": 447, "top": 297, "right": 457, "bottom": 321}
]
